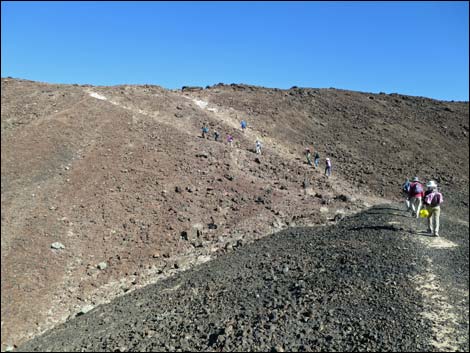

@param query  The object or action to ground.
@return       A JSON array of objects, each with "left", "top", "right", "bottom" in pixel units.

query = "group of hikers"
[
  {"left": 201, "top": 120, "right": 334, "bottom": 177},
  {"left": 201, "top": 120, "right": 263, "bottom": 154},
  {"left": 305, "top": 148, "right": 332, "bottom": 177},
  {"left": 202, "top": 118, "right": 444, "bottom": 237},
  {"left": 402, "top": 177, "right": 444, "bottom": 237}
]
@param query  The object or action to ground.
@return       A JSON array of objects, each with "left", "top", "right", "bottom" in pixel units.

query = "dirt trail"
[
  {"left": 85, "top": 89, "right": 192, "bottom": 136},
  {"left": 388, "top": 211, "right": 469, "bottom": 352},
  {"left": 181, "top": 93, "right": 390, "bottom": 209},
  {"left": 88, "top": 87, "right": 388, "bottom": 215},
  {"left": 411, "top": 217, "right": 469, "bottom": 352}
]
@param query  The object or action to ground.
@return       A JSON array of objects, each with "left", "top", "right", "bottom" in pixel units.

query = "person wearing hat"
[
  {"left": 423, "top": 180, "right": 444, "bottom": 236},
  {"left": 241, "top": 119, "right": 247, "bottom": 133},
  {"left": 325, "top": 158, "right": 332, "bottom": 177},
  {"left": 314, "top": 151, "right": 320, "bottom": 168},
  {"left": 408, "top": 176, "right": 424, "bottom": 218},
  {"left": 201, "top": 123, "right": 209, "bottom": 139},
  {"left": 227, "top": 134, "right": 234, "bottom": 147},
  {"left": 402, "top": 178, "right": 411, "bottom": 211},
  {"left": 305, "top": 148, "right": 312, "bottom": 166},
  {"left": 255, "top": 139, "right": 262, "bottom": 154}
]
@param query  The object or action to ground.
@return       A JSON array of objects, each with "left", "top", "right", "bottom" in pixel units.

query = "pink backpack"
[
  {"left": 411, "top": 182, "right": 423, "bottom": 194},
  {"left": 424, "top": 192, "right": 443, "bottom": 206}
]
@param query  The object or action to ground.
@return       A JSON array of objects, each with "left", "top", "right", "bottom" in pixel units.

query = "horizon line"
[{"left": 2, "top": 76, "right": 468, "bottom": 103}]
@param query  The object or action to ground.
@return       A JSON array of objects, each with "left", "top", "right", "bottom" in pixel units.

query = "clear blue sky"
[{"left": 2, "top": 1, "right": 469, "bottom": 101}]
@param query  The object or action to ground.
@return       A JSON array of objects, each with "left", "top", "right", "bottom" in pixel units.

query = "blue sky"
[{"left": 2, "top": 1, "right": 469, "bottom": 101}]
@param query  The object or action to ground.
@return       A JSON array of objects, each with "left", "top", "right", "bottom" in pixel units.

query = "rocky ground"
[
  {"left": 18, "top": 204, "right": 469, "bottom": 352},
  {"left": 1, "top": 78, "right": 468, "bottom": 350}
]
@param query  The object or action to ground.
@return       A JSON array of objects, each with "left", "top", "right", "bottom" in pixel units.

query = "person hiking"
[
  {"left": 408, "top": 176, "right": 424, "bottom": 218},
  {"left": 314, "top": 151, "right": 320, "bottom": 168},
  {"left": 423, "top": 180, "right": 443, "bottom": 237},
  {"left": 325, "top": 158, "right": 332, "bottom": 177},
  {"left": 256, "top": 140, "right": 262, "bottom": 154},
  {"left": 241, "top": 120, "right": 247, "bottom": 133},
  {"left": 213, "top": 130, "right": 220, "bottom": 141},
  {"left": 402, "top": 178, "right": 411, "bottom": 211},
  {"left": 227, "top": 134, "right": 233, "bottom": 147},
  {"left": 201, "top": 124, "right": 209, "bottom": 139},
  {"left": 305, "top": 148, "right": 312, "bottom": 166}
]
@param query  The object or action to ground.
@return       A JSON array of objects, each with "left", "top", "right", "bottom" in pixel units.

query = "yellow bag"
[{"left": 419, "top": 209, "right": 429, "bottom": 218}]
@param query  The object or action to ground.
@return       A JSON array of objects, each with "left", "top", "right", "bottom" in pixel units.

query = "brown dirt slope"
[{"left": 1, "top": 78, "right": 468, "bottom": 348}]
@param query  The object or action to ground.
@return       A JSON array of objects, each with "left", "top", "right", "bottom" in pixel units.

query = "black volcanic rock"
[{"left": 18, "top": 205, "right": 469, "bottom": 352}]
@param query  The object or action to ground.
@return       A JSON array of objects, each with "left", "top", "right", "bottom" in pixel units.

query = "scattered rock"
[
  {"left": 235, "top": 239, "right": 244, "bottom": 248},
  {"left": 180, "top": 231, "right": 189, "bottom": 241},
  {"left": 208, "top": 223, "right": 218, "bottom": 230},
  {"left": 191, "top": 239, "right": 204, "bottom": 248},
  {"left": 51, "top": 242, "right": 65, "bottom": 250},
  {"left": 191, "top": 223, "right": 204, "bottom": 238},
  {"left": 182, "top": 86, "right": 203, "bottom": 91},
  {"left": 97, "top": 262, "right": 107, "bottom": 270},
  {"left": 335, "top": 194, "right": 351, "bottom": 202},
  {"left": 333, "top": 213, "right": 345, "bottom": 222},
  {"left": 255, "top": 196, "right": 265, "bottom": 204},
  {"left": 77, "top": 305, "right": 94, "bottom": 316}
]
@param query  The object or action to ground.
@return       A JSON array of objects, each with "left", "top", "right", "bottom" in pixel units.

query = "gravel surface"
[
  {"left": 3, "top": 79, "right": 468, "bottom": 347},
  {"left": 18, "top": 204, "right": 469, "bottom": 352}
]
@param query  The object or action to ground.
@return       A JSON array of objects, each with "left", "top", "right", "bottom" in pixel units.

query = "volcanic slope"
[
  {"left": 18, "top": 205, "right": 470, "bottom": 352},
  {"left": 1, "top": 78, "right": 468, "bottom": 349}
]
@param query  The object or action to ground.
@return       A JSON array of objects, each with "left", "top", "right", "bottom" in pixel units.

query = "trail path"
[{"left": 180, "top": 94, "right": 390, "bottom": 208}]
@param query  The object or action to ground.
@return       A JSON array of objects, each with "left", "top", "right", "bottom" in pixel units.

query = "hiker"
[
  {"left": 305, "top": 148, "right": 312, "bottom": 166},
  {"left": 325, "top": 158, "right": 332, "bottom": 177},
  {"left": 314, "top": 151, "right": 320, "bottom": 168},
  {"left": 402, "top": 178, "right": 411, "bottom": 211},
  {"left": 241, "top": 120, "right": 247, "bottom": 133},
  {"left": 408, "top": 176, "right": 424, "bottom": 218},
  {"left": 423, "top": 180, "right": 443, "bottom": 237},
  {"left": 256, "top": 140, "right": 262, "bottom": 154},
  {"left": 213, "top": 130, "right": 220, "bottom": 141},
  {"left": 227, "top": 134, "right": 233, "bottom": 147},
  {"left": 201, "top": 124, "right": 209, "bottom": 139}
]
